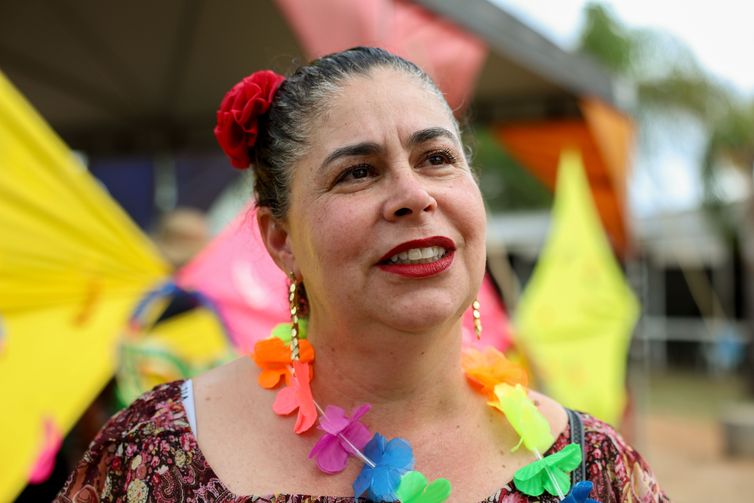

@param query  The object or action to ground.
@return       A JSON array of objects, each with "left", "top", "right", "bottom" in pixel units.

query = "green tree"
[
  {"left": 579, "top": 2, "right": 754, "bottom": 391},
  {"left": 579, "top": 3, "right": 729, "bottom": 122},
  {"left": 468, "top": 129, "right": 552, "bottom": 213}
]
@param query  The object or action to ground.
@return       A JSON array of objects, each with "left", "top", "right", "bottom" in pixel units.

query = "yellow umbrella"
[
  {"left": 0, "top": 71, "right": 169, "bottom": 501},
  {"left": 116, "top": 283, "right": 237, "bottom": 406},
  {"left": 514, "top": 151, "right": 639, "bottom": 425}
]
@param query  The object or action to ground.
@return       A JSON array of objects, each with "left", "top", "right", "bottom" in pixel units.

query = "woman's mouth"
[
  {"left": 377, "top": 237, "right": 455, "bottom": 277},
  {"left": 386, "top": 246, "right": 448, "bottom": 264}
]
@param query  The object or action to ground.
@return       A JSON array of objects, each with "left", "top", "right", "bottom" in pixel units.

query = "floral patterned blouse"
[{"left": 55, "top": 381, "right": 669, "bottom": 503}]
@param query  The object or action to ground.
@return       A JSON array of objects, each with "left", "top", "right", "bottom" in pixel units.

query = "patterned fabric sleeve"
[
  {"left": 54, "top": 404, "right": 139, "bottom": 503},
  {"left": 581, "top": 414, "right": 670, "bottom": 503},
  {"left": 54, "top": 381, "right": 201, "bottom": 503}
]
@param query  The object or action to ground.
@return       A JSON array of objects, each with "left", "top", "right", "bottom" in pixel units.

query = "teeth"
[{"left": 388, "top": 246, "right": 446, "bottom": 264}]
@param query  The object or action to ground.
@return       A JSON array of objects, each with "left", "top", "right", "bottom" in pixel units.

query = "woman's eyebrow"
[
  {"left": 320, "top": 127, "right": 457, "bottom": 171},
  {"left": 407, "top": 127, "right": 458, "bottom": 147},
  {"left": 321, "top": 142, "right": 381, "bottom": 171}
]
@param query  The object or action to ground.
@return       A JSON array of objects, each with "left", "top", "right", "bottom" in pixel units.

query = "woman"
[{"left": 56, "top": 47, "right": 668, "bottom": 503}]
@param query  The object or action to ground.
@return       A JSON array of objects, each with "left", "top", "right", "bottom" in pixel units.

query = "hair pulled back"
[{"left": 251, "top": 47, "right": 454, "bottom": 219}]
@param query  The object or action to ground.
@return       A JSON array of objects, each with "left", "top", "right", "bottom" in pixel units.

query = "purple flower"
[
  {"left": 353, "top": 433, "right": 415, "bottom": 501},
  {"left": 308, "top": 404, "right": 371, "bottom": 474}
]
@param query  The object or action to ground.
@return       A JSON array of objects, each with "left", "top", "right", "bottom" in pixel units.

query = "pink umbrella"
[
  {"left": 462, "top": 272, "right": 512, "bottom": 352},
  {"left": 176, "top": 207, "right": 288, "bottom": 353}
]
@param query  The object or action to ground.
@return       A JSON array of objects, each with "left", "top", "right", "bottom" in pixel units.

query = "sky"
[
  {"left": 494, "top": 0, "right": 754, "bottom": 95},
  {"left": 492, "top": 0, "right": 754, "bottom": 217}
]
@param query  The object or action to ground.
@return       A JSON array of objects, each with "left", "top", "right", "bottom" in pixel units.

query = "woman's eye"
[
  {"left": 335, "top": 164, "right": 374, "bottom": 185},
  {"left": 424, "top": 149, "right": 456, "bottom": 166},
  {"left": 351, "top": 165, "right": 371, "bottom": 178}
]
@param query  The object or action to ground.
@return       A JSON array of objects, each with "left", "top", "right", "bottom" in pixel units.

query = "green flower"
[
  {"left": 513, "top": 443, "right": 582, "bottom": 497},
  {"left": 395, "top": 471, "right": 451, "bottom": 503},
  {"left": 271, "top": 319, "right": 308, "bottom": 343}
]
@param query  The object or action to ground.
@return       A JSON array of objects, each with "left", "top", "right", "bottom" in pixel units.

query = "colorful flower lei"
[{"left": 252, "top": 324, "right": 600, "bottom": 502}]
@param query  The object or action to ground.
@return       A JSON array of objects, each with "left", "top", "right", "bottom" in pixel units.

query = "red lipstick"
[{"left": 377, "top": 236, "right": 456, "bottom": 278}]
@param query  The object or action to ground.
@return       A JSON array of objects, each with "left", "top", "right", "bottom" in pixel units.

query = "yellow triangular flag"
[
  {"left": 515, "top": 150, "right": 639, "bottom": 425},
  {"left": 0, "top": 71, "right": 169, "bottom": 501}
]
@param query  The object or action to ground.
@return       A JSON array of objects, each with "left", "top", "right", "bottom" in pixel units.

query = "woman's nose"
[{"left": 382, "top": 171, "right": 438, "bottom": 221}]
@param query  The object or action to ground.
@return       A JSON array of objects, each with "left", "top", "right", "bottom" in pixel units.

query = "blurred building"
[
  {"left": 0, "top": 0, "right": 630, "bottom": 243},
  {"left": 488, "top": 206, "right": 750, "bottom": 374}
]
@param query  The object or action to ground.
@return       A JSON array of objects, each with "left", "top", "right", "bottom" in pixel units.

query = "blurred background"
[{"left": 2, "top": 1, "right": 754, "bottom": 501}]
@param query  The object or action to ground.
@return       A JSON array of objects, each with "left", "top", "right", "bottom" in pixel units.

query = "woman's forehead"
[{"left": 315, "top": 68, "right": 457, "bottom": 146}]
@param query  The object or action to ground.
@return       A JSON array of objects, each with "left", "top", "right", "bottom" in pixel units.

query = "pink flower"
[
  {"left": 272, "top": 361, "right": 317, "bottom": 434},
  {"left": 500, "top": 493, "right": 529, "bottom": 503},
  {"left": 308, "top": 404, "right": 372, "bottom": 474}
]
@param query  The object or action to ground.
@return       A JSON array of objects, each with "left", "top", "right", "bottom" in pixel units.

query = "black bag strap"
[{"left": 566, "top": 408, "right": 587, "bottom": 485}]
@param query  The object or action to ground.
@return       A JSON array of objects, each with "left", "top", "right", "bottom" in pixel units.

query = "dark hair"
[{"left": 252, "top": 46, "right": 457, "bottom": 219}]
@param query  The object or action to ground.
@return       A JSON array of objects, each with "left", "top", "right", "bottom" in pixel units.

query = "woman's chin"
[{"left": 374, "top": 300, "right": 465, "bottom": 335}]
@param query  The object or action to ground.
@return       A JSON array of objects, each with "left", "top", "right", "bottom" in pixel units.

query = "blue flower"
[
  {"left": 563, "top": 481, "right": 600, "bottom": 503},
  {"left": 353, "top": 433, "right": 415, "bottom": 501}
]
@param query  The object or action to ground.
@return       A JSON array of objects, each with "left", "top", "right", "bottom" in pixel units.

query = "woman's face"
[{"left": 281, "top": 67, "right": 486, "bottom": 334}]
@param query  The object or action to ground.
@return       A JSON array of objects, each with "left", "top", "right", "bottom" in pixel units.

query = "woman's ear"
[{"left": 256, "top": 207, "right": 296, "bottom": 274}]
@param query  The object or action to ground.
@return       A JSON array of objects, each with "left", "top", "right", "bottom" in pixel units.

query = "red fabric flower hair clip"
[{"left": 214, "top": 70, "right": 286, "bottom": 169}]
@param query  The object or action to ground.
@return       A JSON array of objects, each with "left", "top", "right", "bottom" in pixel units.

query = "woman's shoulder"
[
  {"left": 528, "top": 390, "right": 569, "bottom": 439},
  {"left": 576, "top": 411, "right": 644, "bottom": 461},
  {"left": 575, "top": 410, "right": 626, "bottom": 444},
  {"left": 102, "top": 380, "right": 190, "bottom": 442},
  {"left": 574, "top": 411, "right": 670, "bottom": 502},
  {"left": 55, "top": 380, "right": 209, "bottom": 503}
]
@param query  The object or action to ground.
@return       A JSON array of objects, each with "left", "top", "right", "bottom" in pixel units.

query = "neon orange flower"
[
  {"left": 462, "top": 347, "right": 528, "bottom": 399},
  {"left": 251, "top": 337, "right": 314, "bottom": 388},
  {"left": 272, "top": 360, "right": 317, "bottom": 434}
]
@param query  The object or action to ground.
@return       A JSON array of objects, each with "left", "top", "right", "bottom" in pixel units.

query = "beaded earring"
[
  {"left": 472, "top": 299, "right": 482, "bottom": 340},
  {"left": 288, "top": 273, "right": 301, "bottom": 361}
]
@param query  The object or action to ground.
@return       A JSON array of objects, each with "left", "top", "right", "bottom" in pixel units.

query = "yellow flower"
[
  {"left": 126, "top": 479, "right": 149, "bottom": 503},
  {"left": 102, "top": 475, "right": 112, "bottom": 498},
  {"left": 175, "top": 449, "right": 187, "bottom": 468},
  {"left": 489, "top": 383, "right": 553, "bottom": 453}
]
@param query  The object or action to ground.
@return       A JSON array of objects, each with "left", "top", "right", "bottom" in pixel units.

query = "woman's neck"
[{"left": 305, "top": 315, "right": 478, "bottom": 435}]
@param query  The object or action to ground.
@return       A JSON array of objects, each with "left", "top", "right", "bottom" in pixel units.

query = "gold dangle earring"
[
  {"left": 288, "top": 273, "right": 301, "bottom": 361},
  {"left": 472, "top": 299, "right": 482, "bottom": 340}
]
